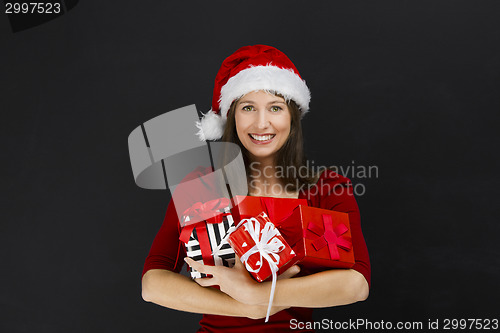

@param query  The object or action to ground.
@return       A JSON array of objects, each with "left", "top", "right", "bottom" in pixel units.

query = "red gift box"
[
  {"left": 231, "top": 195, "right": 307, "bottom": 226},
  {"left": 179, "top": 198, "right": 236, "bottom": 279},
  {"left": 283, "top": 206, "right": 355, "bottom": 271},
  {"left": 230, "top": 195, "right": 307, "bottom": 273},
  {"left": 227, "top": 212, "right": 297, "bottom": 282}
]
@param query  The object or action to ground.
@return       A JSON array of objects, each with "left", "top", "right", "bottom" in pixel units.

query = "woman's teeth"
[{"left": 250, "top": 134, "right": 276, "bottom": 141}]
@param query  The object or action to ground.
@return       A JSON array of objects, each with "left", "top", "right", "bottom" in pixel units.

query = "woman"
[{"left": 141, "top": 45, "right": 370, "bottom": 332}]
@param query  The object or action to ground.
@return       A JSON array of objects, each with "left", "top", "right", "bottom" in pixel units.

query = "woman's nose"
[{"left": 256, "top": 109, "right": 270, "bottom": 129}]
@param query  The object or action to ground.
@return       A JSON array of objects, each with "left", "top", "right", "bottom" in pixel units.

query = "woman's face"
[{"left": 234, "top": 90, "right": 291, "bottom": 163}]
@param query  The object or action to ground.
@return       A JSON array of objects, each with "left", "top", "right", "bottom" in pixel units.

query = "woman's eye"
[
  {"left": 270, "top": 106, "right": 282, "bottom": 112},
  {"left": 242, "top": 106, "right": 254, "bottom": 112}
]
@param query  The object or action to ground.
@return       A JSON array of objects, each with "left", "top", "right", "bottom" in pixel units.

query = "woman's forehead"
[{"left": 237, "top": 91, "right": 286, "bottom": 104}]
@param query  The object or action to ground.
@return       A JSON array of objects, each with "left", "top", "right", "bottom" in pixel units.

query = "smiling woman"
[
  {"left": 226, "top": 91, "right": 306, "bottom": 197},
  {"left": 223, "top": 90, "right": 314, "bottom": 197},
  {"left": 236, "top": 92, "right": 290, "bottom": 153},
  {"left": 141, "top": 45, "right": 371, "bottom": 333}
]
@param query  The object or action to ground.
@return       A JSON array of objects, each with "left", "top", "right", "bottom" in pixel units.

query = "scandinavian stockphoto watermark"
[{"left": 248, "top": 160, "right": 379, "bottom": 198}]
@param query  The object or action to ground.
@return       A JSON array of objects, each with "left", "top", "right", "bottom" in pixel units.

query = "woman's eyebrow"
[
  {"left": 238, "top": 100, "right": 286, "bottom": 105},
  {"left": 267, "top": 100, "right": 286, "bottom": 105},
  {"left": 238, "top": 100, "right": 255, "bottom": 105}
]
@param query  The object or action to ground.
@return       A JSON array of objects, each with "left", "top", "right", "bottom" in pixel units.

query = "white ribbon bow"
[{"left": 238, "top": 216, "right": 285, "bottom": 322}]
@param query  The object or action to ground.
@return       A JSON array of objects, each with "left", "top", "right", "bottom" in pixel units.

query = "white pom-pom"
[{"left": 195, "top": 109, "right": 226, "bottom": 141}]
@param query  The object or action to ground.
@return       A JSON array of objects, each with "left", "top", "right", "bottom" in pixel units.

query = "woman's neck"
[{"left": 247, "top": 157, "right": 298, "bottom": 199}]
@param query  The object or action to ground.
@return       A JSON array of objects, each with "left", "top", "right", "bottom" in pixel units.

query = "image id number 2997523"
[
  {"left": 441, "top": 318, "right": 498, "bottom": 330},
  {"left": 5, "top": 2, "right": 61, "bottom": 14}
]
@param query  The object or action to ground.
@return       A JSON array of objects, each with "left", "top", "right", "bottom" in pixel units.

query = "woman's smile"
[
  {"left": 235, "top": 90, "right": 291, "bottom": 161},
  {"left": 248, "top": 133, "right": 276, "bottom": 144}
]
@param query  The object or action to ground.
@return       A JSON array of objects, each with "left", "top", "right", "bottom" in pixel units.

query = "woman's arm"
[
  {"left": 141, "top": 268, "right": 296, "bottom": 319},
  {"left": 250, "top": 268, "right": 368, "bottom": 307},
  {"left": 189, "top": 257, "right": 368, "bottom": 309},
  {"left": 142, "top": 269, "right": 243, "bottom": 316}
]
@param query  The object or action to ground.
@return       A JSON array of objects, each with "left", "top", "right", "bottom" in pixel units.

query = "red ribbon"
[
  {"left": 179, "top": 198, "right": 230, "bottom": 243},
  {"left": 179, "top": 198, "right": 231, "bottom": 267},
  {"left": 195, "top": 224, "right": 214, "bottom": 266},
  {"left": 304, "top": 214, "right": 352, "bottom": 260},
  {"left": 182, "top": 197, "right": 230, "bottom": 224}
]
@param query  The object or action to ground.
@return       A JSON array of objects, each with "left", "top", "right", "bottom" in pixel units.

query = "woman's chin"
[{"left": 248, "top": 150, "right": 277, "bottom": 162}]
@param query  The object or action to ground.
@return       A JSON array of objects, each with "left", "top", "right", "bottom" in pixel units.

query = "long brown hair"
[{"left": 221, "top": 92, "right": 317, "bottom": 192}]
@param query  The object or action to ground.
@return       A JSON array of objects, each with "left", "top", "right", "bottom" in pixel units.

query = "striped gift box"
[{"left": 184, "top": 209, "right": 236, "bottom": 279}]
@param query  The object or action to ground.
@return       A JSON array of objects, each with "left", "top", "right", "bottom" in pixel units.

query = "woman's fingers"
[
  {"left": 194, "top": 277, "right": 217, "bottom": 287},
  {"left": 277, "top": 265, "right": 300, "bottom": 280},
  {"left": 234, "top": 254, "right": 244, "bottom": 269},
  {"left": 184, "top": 257, "right": 213, "bottom": 275},
  {"left": 184, "top": 258, "right": 220, "bottom": 287}
]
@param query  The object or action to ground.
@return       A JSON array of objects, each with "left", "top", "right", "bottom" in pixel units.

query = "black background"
[{"left": 1, "top": 1, "right": 499, "bottom": 332}]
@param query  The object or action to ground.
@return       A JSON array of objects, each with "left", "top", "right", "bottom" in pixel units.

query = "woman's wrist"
[
  {"left": 234, "top": 298, "right": 261, "bottom": 318},
  {"left": 245, "top": 280, "right": 273, "bottom": 305},
  {"left": 237, "top": 302, "right": 278, "bottom": 320}
]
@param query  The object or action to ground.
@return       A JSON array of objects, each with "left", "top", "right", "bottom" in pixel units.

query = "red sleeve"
[
  {"left": 142, "top": 166, "right": 217, "bottom": 278},
  {"left": 304, "top": 170, "right": 371, "bottom": 288},
  {"left": 142, "top": 199, "right": 187, "bottom": 278}
]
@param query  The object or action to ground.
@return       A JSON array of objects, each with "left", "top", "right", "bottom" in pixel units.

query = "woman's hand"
[
  {"left": 185, "top": 256, "right": 257, "bottom": 304},
  {"left": 184, "top": 256, "right": 300, "bottom": 305}
]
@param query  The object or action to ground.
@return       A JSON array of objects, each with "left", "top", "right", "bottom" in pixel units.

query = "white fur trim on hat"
[
  {"left": 219, "top": 65, "right": 311, "bottom": 119},
  {"left": 197, "top": 65, "right": 311, "bottom": 141},
  {"left": 195, "top": 109, "right": 226, "bottom": 141}
]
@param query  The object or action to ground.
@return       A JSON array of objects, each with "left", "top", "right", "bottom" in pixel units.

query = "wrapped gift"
[
  {"left": 230, "top": 195, "right": 307, "bottom": 273},
  {"left": 179, "top": 198, "right": 236, "bottom": 279},
  {"left": 227, "top": 211, "right": 297, "bottom": 282},
  {"left": 227, "top": 211, "right": 297, "bottom": 322},
  {"left": 283, "top": 206, "right": 355, "bottom": 271},
  {"left": 231, "top": 195, "right": 307, "bottom": 224}
]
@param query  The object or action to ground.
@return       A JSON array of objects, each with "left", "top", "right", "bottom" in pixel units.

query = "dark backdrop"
[{"left": 1, "top": 1, "right": 499, "bottom": 332}]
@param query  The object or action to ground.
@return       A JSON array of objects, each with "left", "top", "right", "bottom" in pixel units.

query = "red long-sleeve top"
[{"left": 142, "top": 169, "right": 371, "bottom": 332}]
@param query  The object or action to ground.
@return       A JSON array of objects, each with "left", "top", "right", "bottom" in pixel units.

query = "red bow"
[
  {"left": 182, "top": 198, "right": 230, "bottom": 224},
  {"left": 304, "top": 214, "right": 352, "bottom": 260},
  {"left": 179, "top": 198, "right": 231, "bottom": 244}
]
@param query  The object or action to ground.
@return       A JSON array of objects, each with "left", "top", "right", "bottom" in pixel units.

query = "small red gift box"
[
  {"left": 230, "top": 195, "right": 307, "bottom": 273},
  {"left": 283, "top": 206, "right": 355, "bottom": 271},
  {"left": 227, "top": 212, "right": 298, "bottom": 282}
]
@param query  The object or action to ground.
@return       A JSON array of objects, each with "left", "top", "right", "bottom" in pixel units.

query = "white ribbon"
[
  {"left": 238, "top": 217, "right": 285, "bottom": 322},
  {"left": 210, "top": 213, "right": 286, "bottom": 322},
  {"left": 211, "top": 213, "right": 250, "bottom": 257},
  {"left": 211, "top": 224, "right": 239, "bottom": 257}
]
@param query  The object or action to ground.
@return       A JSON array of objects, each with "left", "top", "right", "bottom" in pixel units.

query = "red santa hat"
[{"left": 196, "top": 45, "right": 311, "bottom": 141}]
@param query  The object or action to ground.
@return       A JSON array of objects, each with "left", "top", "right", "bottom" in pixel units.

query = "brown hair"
[{"left": 221, "top": 92, "right": 317, "bottom": 192}]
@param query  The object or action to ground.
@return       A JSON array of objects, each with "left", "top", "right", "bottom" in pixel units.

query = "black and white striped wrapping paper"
[{"left": 184, "top": 210, "right": 236, "bottom": 279}]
